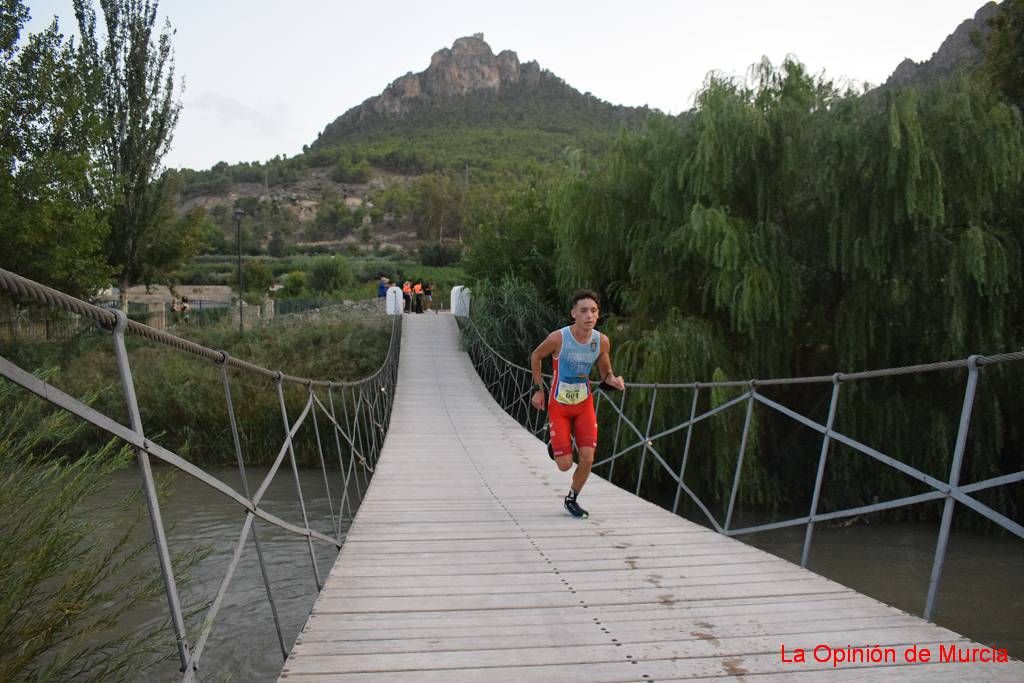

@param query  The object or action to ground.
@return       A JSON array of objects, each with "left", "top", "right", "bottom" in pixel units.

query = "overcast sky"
[{"left": 25, "top": 0, "right": 991, "bottom": 170}]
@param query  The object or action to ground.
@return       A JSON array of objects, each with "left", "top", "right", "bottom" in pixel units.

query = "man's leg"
[
  {"left": 572, "top": 447, "right": 595, "bottom": 492},
  {"left": 563, "top": 398, "right": 597, "bottom": 517}
]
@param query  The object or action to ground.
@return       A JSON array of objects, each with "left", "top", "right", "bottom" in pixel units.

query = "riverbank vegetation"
[
  {"left": 2, "top": 313, "right": 393, "bottom": 468},
  {"left": 0, "top": 381, "right": 204, "bottom": 680}
]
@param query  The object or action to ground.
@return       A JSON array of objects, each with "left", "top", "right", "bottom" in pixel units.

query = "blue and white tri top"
[{"left": 552, "top": 326, "right": 601, "bottom": 405}]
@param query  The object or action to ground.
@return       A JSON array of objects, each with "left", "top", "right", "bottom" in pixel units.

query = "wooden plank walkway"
[{"left": 280, "top": 313, "right": 1023, "bottom": 681}]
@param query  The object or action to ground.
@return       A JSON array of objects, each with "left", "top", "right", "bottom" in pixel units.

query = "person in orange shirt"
[
  {"left": 402, "top": 281, "right": 412, "bottom": 313},
  {"left": 413, "top": 281, "right": 424, "bottom": 314}
]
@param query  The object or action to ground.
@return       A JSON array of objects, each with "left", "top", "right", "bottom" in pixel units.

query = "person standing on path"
[
  {"left": 530, "top": 289, "right": 625, "bottom": 517},
  {"left": 377, "top": 276, "right": 390, "bottom": 311},
  {"left": 402, "top": 281, "right": 412, "bottom": 313}
]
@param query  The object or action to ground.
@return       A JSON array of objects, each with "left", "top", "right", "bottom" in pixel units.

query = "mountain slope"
[
  {"left": 881, "top": 1, "right": 999, "bottom": 89},
  {"left": 312, "top": 33, "right": 648, "bottom": 147}
]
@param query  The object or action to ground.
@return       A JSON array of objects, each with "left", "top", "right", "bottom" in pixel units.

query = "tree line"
[
  {"left": 0, "top": 0, "right": 191, "bottom": 301},
  {"left": 464, "top": 6, "right": 1024, "bottom": 522}
]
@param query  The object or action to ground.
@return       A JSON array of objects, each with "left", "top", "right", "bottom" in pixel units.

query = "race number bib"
[{"left": 555, "top": 381, "right": 589, "bottom": 405}]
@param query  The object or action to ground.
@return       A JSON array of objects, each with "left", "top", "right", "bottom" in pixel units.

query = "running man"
[{"left": 530, "top": 289, "right": 625, "bottom": 517}]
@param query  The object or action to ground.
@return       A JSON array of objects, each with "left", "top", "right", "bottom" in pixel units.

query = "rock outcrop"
[
  {"left": 312, "top": 33, "right": 644, "bottom": 147},
  {"left": 336, "top": 34, "right": 545, "bottom": 121},
  {"left": 882, "top": 2, "right": 999, "bottom": 89}
]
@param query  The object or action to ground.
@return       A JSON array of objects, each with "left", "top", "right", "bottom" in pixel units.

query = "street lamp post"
[{"left": 233, "top": 208, "right": 245, "bottom": 335}]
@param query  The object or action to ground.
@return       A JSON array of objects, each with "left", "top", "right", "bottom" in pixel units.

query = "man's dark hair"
[{"left": 570, "top": 289, "right": 600, "bottom": 308}]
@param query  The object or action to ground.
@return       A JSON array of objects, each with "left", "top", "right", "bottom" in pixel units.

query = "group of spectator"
[
  {"left": 377, "top": 276, "right": 435, "bottom": 313},
  {"left": 170, "top": 296, "right": 191, "bottom": 324}
]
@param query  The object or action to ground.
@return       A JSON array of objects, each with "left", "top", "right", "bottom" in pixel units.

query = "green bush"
[
  {"left": 419, "top": 241, "right": 463, "bottom": 267},
  {"left": 1, "top": 315, "right": 392, "bottom": 467},
  {"left": 281, "top": 270, "right": 306, "bottom": 297},
  {"left": 467, "top": 275, "right": 560, "bottom": 364},
  {"left": 242, "top": 259, "right": 273, "bottom": 295},
  {"left": 331, "top": 157, "right": 371, "bottom": 184},
  {"left": 0, "top": 380, "right": 204, "bottom": 681},
  {"left": 307, "top": 257, "right": 353, "bottom": 293}
]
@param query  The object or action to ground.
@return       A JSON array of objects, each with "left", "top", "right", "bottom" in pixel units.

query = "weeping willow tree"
[{"left": 551, "top": 58, "right": 1024, "bottom": 522}]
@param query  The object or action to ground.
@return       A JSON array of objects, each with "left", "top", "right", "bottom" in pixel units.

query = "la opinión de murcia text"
[{"left": 780, "top": 643, "right": 1011, "bottom": 668}]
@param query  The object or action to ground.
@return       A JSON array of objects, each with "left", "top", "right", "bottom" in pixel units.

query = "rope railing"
[
  {"left": 456, "top": 312, "right": 1023, "bottom": 622},
  {"left": 0, "top": 268, "right": 401, "bottom": 679}
]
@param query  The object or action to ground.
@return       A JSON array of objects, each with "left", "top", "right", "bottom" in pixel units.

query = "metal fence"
[
  {"left": 0, "top": 268, "right": 401, "bottom": 680},
  {"left": 457, "top": 313, "right": 1024, "bottom": 622}
]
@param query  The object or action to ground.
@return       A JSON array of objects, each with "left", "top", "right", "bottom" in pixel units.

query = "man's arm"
[
  {"left": 597, "top": 333, "right": 625, "bottom": 391},
  {"left": 530, "top": 331, "right": 560, "bottom": 409}
]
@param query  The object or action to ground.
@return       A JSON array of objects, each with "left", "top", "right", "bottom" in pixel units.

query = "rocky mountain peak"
[
  {"left": 882, "top": 2, "right": 999, "bottom": 89},
  {"left": 311, "top": 34, "right": 646, "bottom": 149},
  {"left": 354, "top": 34, "right": 542, "bottom": 121}
]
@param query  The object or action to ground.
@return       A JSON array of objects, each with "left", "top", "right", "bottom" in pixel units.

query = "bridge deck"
[{"left": 281, "top": 314, "right": 1021, "bottom": 681}]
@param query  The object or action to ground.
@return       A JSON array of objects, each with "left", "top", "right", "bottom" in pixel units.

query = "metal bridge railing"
[
  {"left": 457, "top": 313, "right": 1024, "bottom": 622},
  {"left": 0, "top": 268, "right": 401, "bottom": 680}
]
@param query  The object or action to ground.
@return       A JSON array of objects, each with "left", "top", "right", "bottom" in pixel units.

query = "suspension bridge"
[{"left": 0, "top": 268, "right": 1021, "bottom": 681}]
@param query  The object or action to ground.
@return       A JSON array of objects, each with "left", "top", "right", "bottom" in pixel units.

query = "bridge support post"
[
  {"left": 672, "top": 386, "right": 702, "bottom": 515},
  {"left": 219, "top": 360, "right": 287, "bottom": 660},
  {"left": 635, "top": 387, "right": 659, "bottom": 496},
  {"left": 327, "top": 386, "right": 355, "bottom": 521},
  {"left": 924, "top": 356, "right": 980, "bottom": 621},
  {"left": 801, "top": 375, "right": 842, "bottom": 568},
  {"left": 309, "top": 387, "right": 339, "bottom": 540},
  {"left": 276, "top": 379, "right": 323, "bottom": 591},
  {"left": 607, "top": 390, "right": 626, "bottom": 483},
  {"left": 344, "top": 386, "right": 369, "bottom": 495},
  {"left": 724, "top": 384, "right": 757, "bottom": 532},
  {"left": 109, "top": 310, "right": 192, "bottom": 672}
]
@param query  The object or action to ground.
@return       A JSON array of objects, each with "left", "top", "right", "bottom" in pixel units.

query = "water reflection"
[
  {"left": 745, "top": 523, "right": 1024, "bottom": 658},
  {"left": 107, "top": 466, "right": 355, "bottom": 682}
]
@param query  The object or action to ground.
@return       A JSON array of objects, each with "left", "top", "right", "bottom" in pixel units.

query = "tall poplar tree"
[{"left": 73, "top": 0, "right": 190, "bottom": 306}]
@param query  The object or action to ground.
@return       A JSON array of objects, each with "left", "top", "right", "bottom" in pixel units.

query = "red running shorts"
[{"left": 548, "top": 393, "right": 597, "bottom": 457}]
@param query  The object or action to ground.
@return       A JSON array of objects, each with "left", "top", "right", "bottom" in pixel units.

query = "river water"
[
  {"left": 744, "top": 521, "right": 1023, "bottom": 659},
  {"left": 104, "top": 466, "right": 357, "bottom": 682},
  {"left": 106, "top": 467, "right": 1021, "bottom": 681}
]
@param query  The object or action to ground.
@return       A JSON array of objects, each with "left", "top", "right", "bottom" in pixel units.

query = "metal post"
[
  {"left": 350, "top": 386, "right": 370, "bottom": 493},
  {"left": 801, "top": 376, "right": 842, "bottom": 568},
  {"left": 724, "top": 384, "right": 757, "bottom": 532},
  {"left": 672, "top": 386, "right": 701, "bottom": 515},
  {"left": 327, "top": 386, "right": 354, "bottom": 522},
  {"left": 635, "top": 387, "right": 659, "bottom": 496},
  {"left": 361, "top": 384, "right": 378, "bottom": 465},
  {"left": 309, "top": 386, "right": 338, "bottom": 540},
  {"left": 218, "top": 359, "right": 287, "bottom": 659},
  {"left": 371, "top": 381, "right": 386, "bottom": 464},
  {"left": 356, "top": 386, "right": 375, "bottom": 473},
  {"left": 608, "top": 390, "right": 626, "bottom": 483},
  {"left": 109, "top": 310, "right": 191, "bottom": 671},
  {"left": 275, "top": 378, "right": 322, "bottom": 591},
  {"left": 343, "top": 386, "right": 367, "bottom": 498},
  {"left": 513, "top": 372, "right": 526, "bottom": 424},
  {"left": 234, "top": 209, "right": 244, "bottom": 335},
  {"left": 345, "top": 388, "right": 364, "bottom": 505},
  {"left": 924, "top": 356, "right": 980, "bottom": 620}
]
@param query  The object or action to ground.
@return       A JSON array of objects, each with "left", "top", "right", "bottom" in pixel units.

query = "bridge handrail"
[
  {"left": 458, "top": 313, "right": 1023, "bottom": 623},
  {"left": 0, "top": 267, "right": 401, "bottom": 680}
]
